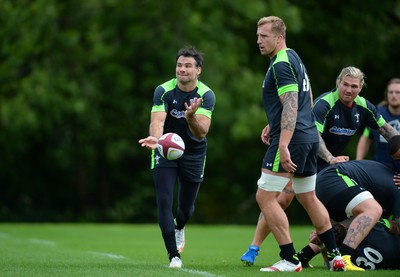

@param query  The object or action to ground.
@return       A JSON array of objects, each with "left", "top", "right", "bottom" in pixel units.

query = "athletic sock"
[
  {"left": 169, "top": 253, "right": 180, "bottom": 261},
  {"left": 174, "top": 218, "right": 185, "bottom": 230},
  {"left": 297, "top": 245, "right": 317, "bottom": 263},
  {"left": 318, "top": 228, "right": 341, "bottom": 260},
  {"left": 339, "top": 243, "right": 356, "bottom": 257},
  {"left": 279, "top": 243, "right": 299, "bottom": 264}
]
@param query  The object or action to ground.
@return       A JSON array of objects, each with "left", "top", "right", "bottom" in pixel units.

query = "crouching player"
[{"left": 297, "top": 220, "right": 400, "bottom": 270}]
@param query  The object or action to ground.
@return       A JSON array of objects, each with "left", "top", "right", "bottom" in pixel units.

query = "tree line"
[{"left": 1, "top": 0, "right": 399, "bottom": 223}]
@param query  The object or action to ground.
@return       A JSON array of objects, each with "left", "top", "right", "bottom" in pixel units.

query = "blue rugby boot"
[{"left": 240, "top": 245, "right": 259, "bottom": 266}]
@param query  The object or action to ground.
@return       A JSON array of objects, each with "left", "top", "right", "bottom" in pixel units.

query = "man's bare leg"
[{"left": 241, "top": 182, "right": 295, "bottom": 265}]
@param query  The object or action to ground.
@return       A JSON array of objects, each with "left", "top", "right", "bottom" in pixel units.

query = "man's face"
[
  {"left": 387, "top": 83, "right": 400, "bottom": 108},
  {"left": 176, "top": 56, "right": 201, "bottom": 84},
  {"left": 257, "top": 23, "right": 279, "bottom": 58},
  {"left": 337, "top": 76, "right": 362, "bottom": 106}
]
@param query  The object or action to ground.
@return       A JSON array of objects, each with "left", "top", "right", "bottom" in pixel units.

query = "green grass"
[{"left": 0, "top": 223, "right": 397, "bottom": 276}]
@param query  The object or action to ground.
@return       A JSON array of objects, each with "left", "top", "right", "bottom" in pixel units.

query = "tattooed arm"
[
  {"left": 377, "top": 122, "right": 400, "bottom": 141},
  {"left": 317, "top": 132, "right": 350, "bottom": 164},
  {"left": 279, "top": 91, "right": 298, "bottom": 173},
  {"left": 317, "top": 133, "right": 334, "bottom": 163}
]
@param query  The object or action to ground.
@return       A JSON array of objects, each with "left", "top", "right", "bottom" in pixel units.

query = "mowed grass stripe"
[{"left": 0, "top": 224, "right": 397, "bottom": 276}]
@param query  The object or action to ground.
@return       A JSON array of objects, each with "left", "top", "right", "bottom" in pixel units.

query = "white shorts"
[
  {"left": 292, "top": 174, "right": 316, "bottom": 194},
  {"left": 345, "top": 191, "right": 374, "bottom": 218},
  {"left": 257, "top": 172, "right": 290, "bottom": 192}
]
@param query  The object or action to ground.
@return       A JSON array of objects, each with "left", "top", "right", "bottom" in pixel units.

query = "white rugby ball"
[{"left": 157, "top": 133, "right": 185, "bottom": 160}]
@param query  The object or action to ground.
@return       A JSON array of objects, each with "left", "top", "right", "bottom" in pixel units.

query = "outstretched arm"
[
  {"left": 138, "top": 111, "right": 167, "bottom": 150},
  {"left": 377, "top": 122, "right": 400, "bottom": 141}
]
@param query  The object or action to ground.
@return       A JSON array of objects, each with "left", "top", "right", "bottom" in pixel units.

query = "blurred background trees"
[{"left": 1, "top": 0, "right": 399, "bottom": 223}]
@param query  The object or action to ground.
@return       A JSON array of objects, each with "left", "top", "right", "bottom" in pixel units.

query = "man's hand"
[
  {"left": 261, "top": 124, "right": 270, "bottom": 145},
  {"left": 309, "top": 230, "right": 323, "bottom": 247},
  {"left": 279, "top": 145, "right": 297, "bottom": 173},
  {"left": 329, "top": 155, "right": 350, "bottom": 165},
  {"left": 138, "top": 136, "right": 158, "bottom": 150},
  {"left": 184, "top": 98, "right": 202, "bottom": 117}
]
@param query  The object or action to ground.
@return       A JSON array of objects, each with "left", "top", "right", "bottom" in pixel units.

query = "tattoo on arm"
[
  {"left": 378, "top": 123, "right": 400, "bottom": 141},
  {"left": 280, "top": 92, "right": 298, "bottom": 131},
  {"left": 317, "top": 133, "right": 333, "bottom": 162}
]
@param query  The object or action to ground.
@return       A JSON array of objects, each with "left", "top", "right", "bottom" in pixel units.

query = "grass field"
[{"left": 0, "top": 223, "right": 397, "bottom": 276}]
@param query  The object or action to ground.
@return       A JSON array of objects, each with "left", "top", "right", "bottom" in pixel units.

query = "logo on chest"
[
  {"left": 354, "top": 112, "right": 360, "bottom": 123},
  {"left": 170, "top": 109, "right": 186, "bottom": 118},
  {"left": 329, "top": 126, "right": 356, "bottom": 136}
]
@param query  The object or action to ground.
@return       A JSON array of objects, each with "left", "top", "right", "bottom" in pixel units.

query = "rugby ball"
[{"left": 157, "top": 133, "right": 185, "bottom": 160}]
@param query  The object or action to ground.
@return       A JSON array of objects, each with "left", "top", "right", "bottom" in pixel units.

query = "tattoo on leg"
[{"left": 342, "top": 215, "right": 373, "bottom": 248}]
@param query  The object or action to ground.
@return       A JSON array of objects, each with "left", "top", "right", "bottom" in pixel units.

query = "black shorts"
[
  {"left": 316, "top": 167, "right": 366, "bottom": 222},
  {"left": 151, "top": 148, "right": 206, "bottom": 182},
  {"left": 262, "top": 141, "right": 318, "bottom": 177}
]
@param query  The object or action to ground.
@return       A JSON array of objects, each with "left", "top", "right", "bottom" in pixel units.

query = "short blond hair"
[
  {"left": 337, "top": 66, "right": 366, "bottom": 88},
  {"left": 257, "top": 16, "right": 286, "bottom": 39}
]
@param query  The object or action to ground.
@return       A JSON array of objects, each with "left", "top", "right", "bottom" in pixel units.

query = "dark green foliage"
[{"left": 1, "top": 0, "right": 400, "bottom": 222}]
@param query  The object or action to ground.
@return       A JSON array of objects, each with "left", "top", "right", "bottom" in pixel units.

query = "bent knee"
[
  {"left": 370, "top": 201, "right": 383, "bottom": 219},
  {"left": 352, "top": 198, "right": 382, "bottom": 219}
]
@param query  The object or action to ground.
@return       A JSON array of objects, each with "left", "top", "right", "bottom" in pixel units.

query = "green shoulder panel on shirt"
[
  {"left": 151, "top": 79, "right": 177, "bottom": 113},
  {"left": 274, "top": 49, "right": 290, "bottom": 64},
  {"left": 196, "top": 80, "right": 212, "bottom": 97},
  {"left": 273, "top": 49, "right": 299, "bottom": 96},
  {"left": 314, "top": 90, "right": 339, "bottom": 133},
  {"left": 354, "top": 95, "right": 368, "bottom": 108},
  {"left": 317, "top": 89, "right": 340, "bottom": 108},
  {"left": 314, "top": 90, "right": 386, "bottom": 131},
  {"left": 150, "top": 79, "right": 214, "bottom": 119},
  {"left": 195, "top": 80, "right": 214, "bottom": 119},
  {"left": 354, "top": 96, "right": 385, "bottom": 127},
  {"left": 160, "top": 78, "right": 177, "bottom": 91}
]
